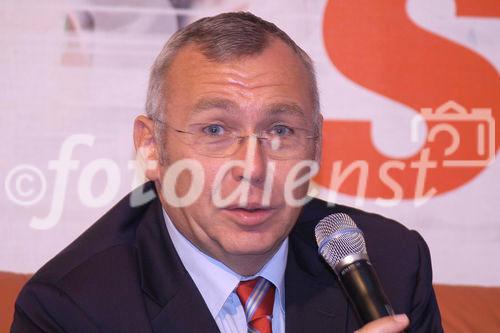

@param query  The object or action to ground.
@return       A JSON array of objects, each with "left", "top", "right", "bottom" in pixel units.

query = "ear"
[
  {"left": 314, "top": 113, "right": 323, "bottom": 163},
  {"left": 133, "top": 115, "right": 161, "bottom": 182}
]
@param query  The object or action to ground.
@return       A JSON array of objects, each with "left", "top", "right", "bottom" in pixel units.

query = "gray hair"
[{"left": 145, "top": 12, "right": 320, "bottom": 154}]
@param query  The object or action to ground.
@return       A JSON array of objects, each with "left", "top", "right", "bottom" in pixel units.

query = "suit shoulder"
[
  {"left": 296, "top": 198, "right": 423, "bottom": 256},
  {"left": 29, "top": 184, "right": 158, "bottom": 286},
  {"left": 298, "top": 197, "right": 411, "bottom": 234}
]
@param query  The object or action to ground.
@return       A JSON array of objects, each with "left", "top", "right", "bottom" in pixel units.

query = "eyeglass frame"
[{"left": 150, "top": 116, "right": 320, "bottom": 160}]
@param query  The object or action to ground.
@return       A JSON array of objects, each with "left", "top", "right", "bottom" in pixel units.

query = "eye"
[
  {"left": 270, "top": 124, "right": 294, "bottom": 136},
  {"left": 202, "top": 124, "right": 225, "bottom": 136}
]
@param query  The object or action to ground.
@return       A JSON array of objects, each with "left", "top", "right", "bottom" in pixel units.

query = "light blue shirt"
[{"left": 163, "top": 210, "right": 287, "bottom": 333}]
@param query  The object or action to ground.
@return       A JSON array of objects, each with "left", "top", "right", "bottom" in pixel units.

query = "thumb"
[{"left": 354, "top": 314, "right": 409, "bottom": 333}]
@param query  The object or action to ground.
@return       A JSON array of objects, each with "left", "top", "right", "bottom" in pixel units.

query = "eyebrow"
[
  {"left": 264, "top": 103, "right": 306, "bottom": 120},
  {"left": 191, "top": 98, "right": 307, "bottom": 119},
  {"left": 192, "top": 98, "right": 240, "bottom": 115}
]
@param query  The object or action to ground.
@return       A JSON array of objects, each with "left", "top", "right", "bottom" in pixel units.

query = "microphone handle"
[{"left": 338, "top": 259, "right": 395, "bottom": 324}]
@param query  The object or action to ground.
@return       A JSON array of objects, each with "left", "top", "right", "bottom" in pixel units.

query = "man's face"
[{"left": 151, "top": 40, "right": 319, "bottom": 272}]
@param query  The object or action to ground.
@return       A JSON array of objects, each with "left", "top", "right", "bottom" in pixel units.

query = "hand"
[{"left": 354, "top": 314, "right": 409, "bottom": 333}]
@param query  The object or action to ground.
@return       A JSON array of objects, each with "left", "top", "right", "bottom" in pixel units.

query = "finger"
[{"left": 354, "top": 314, "right": 409, "bottom": 333}]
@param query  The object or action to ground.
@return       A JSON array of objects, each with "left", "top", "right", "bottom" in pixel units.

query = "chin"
[{"left": 222, "top": 234, "right": 282, "bottom": 256}]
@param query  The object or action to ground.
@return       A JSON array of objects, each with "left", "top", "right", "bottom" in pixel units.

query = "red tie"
[{"left": 236, "top": 277, "right": 276, "bottom": 333}]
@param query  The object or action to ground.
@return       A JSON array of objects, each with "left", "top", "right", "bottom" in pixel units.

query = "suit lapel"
[
  {"left": 149, "top": 279, "right": 221, "bottom": 333},
  {"left": 135, "top": 191, "right": 220, "bottom": 333},
  {"left": 285, "top": 205, "right": 350, "bottom": 333}
]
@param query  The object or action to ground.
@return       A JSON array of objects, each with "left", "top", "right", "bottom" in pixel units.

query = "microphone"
[{"left": 315, "top": 213, "right": 395, "bottom": 325}]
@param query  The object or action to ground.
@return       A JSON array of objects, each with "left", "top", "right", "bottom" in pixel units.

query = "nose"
[{"left": 230, "top": 135, "right": 268, "bottom": 186}]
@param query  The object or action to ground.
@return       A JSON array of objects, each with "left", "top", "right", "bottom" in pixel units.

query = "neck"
[{"left": 218, "top": 249, "right": 279, "bottom": 277}]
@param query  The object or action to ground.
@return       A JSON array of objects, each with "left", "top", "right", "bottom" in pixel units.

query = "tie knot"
[{"left": 236, "top": 277, "right": 276, "bottom": 327}]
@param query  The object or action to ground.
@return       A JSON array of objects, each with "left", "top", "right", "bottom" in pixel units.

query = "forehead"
[{"left": 162, "top": 39, "right": 314, "bottom": 123}]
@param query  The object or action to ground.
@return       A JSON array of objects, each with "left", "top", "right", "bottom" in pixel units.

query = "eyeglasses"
[{"left": 153, "top": 118, "right": 319, "bottom": 160}]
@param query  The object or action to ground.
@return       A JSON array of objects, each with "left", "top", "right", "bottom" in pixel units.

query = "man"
[{"left": 12, "top": 12, "right": 442, "bottom": 332}]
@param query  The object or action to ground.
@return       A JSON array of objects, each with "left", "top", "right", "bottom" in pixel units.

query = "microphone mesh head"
[{"left": 314, "top": 213, "right": 367, "bottom": 269}]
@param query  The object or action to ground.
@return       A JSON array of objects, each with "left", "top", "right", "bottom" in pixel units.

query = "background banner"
[{"left": 1, "top": 0, "right": 499, "bottom": 287}]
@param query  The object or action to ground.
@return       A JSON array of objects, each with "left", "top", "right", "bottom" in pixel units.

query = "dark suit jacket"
[{"left": 11, "top": 182, "right": 443, "bottom": 332}]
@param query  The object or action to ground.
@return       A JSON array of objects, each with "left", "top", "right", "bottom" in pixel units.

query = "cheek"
[
  {"left": 200, "top": 160, "right": 225, "bottom": 195},
  {"left": 175, "top": 169, "right": 202, "bottom": 198},
  {"left": 180, "top": 158, "right": 229, "bottom": 207},
  {"left": 279, "top": 161, "right": 316, "bottom": 203},
  {"left": 158, "top": 158, "right": 211, "bottom": 205}
]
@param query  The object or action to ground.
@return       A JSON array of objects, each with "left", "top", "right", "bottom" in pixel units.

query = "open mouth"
[
  {"left": 222, "top": 205, "right": 275, "bottom": 225},
  {"left": 230, "top": 207, "right": 268, "bottom": 212}
]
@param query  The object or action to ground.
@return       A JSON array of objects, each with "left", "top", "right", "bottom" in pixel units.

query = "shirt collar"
[
  {"left": 162, "top": 209, "right": 288, "bottom": 317},
  {"left": 246, "top": 237, "right": 287, "bottom": 313}
]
